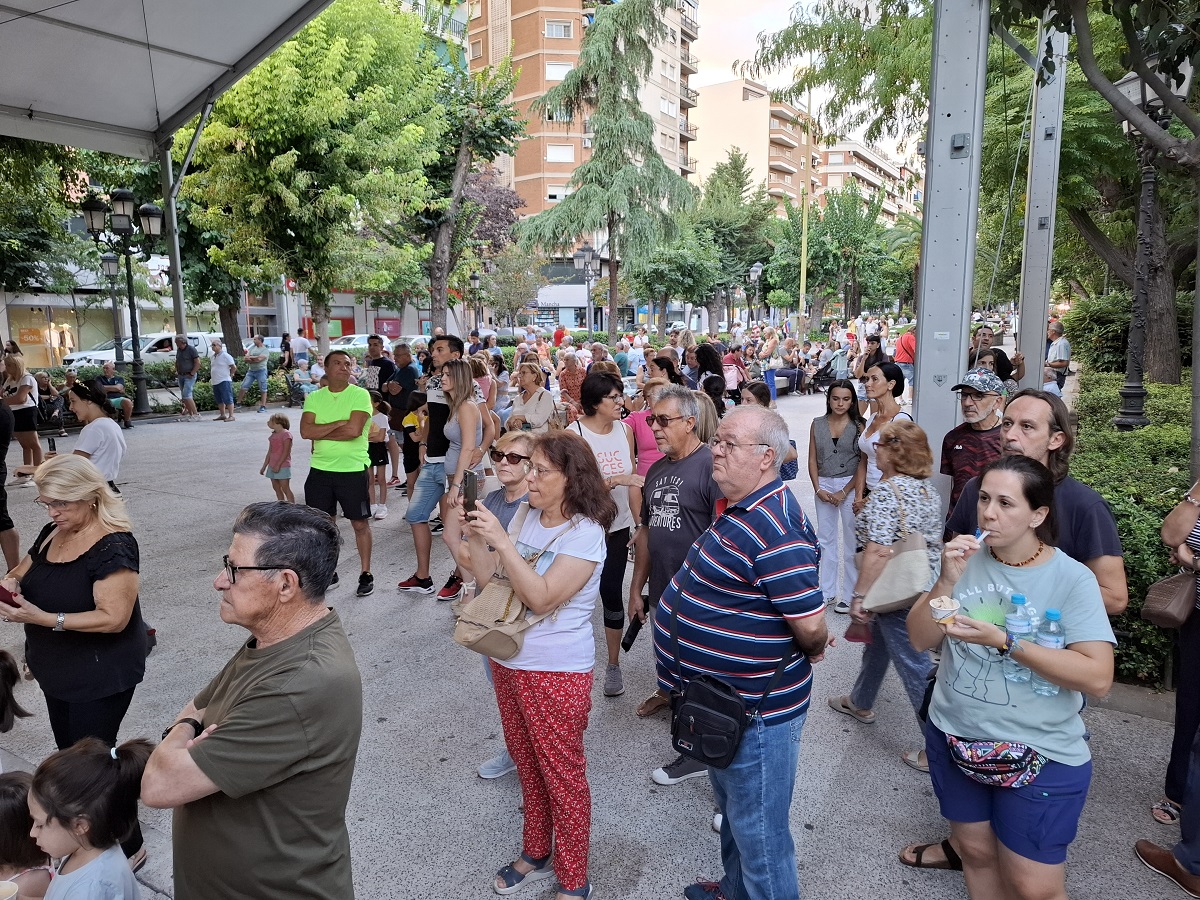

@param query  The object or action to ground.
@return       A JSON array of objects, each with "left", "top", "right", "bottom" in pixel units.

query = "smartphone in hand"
[
  {"left": 0, "top": 585, "right": 17, "bottom": 608},
  {"left": 462, "top": 470, "right": 479, "bottom": 515}
]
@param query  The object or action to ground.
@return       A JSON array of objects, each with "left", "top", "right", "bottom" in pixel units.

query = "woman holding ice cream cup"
[{"left": 903, "top": 454, "right": 1114, "bottom": 899}]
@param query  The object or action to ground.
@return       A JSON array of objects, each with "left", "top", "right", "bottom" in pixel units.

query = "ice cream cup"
[{"left": 930, "top": 596, "right": 960, "bottom": 624}]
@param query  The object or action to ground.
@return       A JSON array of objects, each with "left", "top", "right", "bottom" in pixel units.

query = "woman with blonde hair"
[
  {"left": 508, "top": 363, "right": 558, "bottom": 434},
  {"left": 692, "top": 390, "right": 719, "bottom": 444},
  {"left": 435, "top": 359, "right": 483, "bottom": 603},
  {"left": 471, "top": 353, "right": 497, "bottom": 411},
  {"left": 757, "top": 325, "right": 782, "bottom": 401},
  {"left": 3, "top": 354, "right": 41, "bottom": 474},
  {"left": 0, "top": 454, "right": 148, "bottom": 865}
]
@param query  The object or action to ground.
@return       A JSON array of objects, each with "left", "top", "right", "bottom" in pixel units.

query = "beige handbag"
[
  {"left": 1142, "top": 570, "right": 1197, "bottom": 629},
  {"left": 453, "top": 505, "right": 576, "bottom": 659},
  {"left": 858, "top": 481, "right": 933, "bottom": 614}
]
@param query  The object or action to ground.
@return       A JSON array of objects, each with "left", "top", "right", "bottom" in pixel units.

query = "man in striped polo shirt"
[{"left": 654, "top": 405, "right": 829, "bottom": 900}]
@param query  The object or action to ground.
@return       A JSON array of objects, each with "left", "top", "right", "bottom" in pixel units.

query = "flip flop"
[
  {"left": 1153, "top": 799, "right": 1183, "bottom": 825},
  {"left": 636, "top": 692, "right": 671, "bottom": 718},
  {"left": 494, "top": 852, "right": 553, "bottom": 895},
  {"left": 827, "top": 695, "right": 875, "bottom": 724},
  {"left": 899, "top": 839, "right": 963, "bottom": 871},
  {"left": 902, "top": 748, "right": 929, "bottom": 773}
]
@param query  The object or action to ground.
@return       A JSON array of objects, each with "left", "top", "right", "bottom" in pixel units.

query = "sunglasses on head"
[{"left": 490, "top": 449, "right": 531, "bottom": 465}]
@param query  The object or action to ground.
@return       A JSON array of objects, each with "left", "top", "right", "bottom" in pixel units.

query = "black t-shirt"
[
  {"left": 22, "top": 523, "right": 146, "bottom": 702},
  {"left": 969, "top": 347, "right": 1014, "bottom": 381},
  {"left": 386, "top": 362, "right": 422, "bottom": 430},
  {"left": 639, "top": 445, "right": 722, "bottom": 603}
]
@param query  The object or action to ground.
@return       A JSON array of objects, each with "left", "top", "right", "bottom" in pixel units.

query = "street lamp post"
[
  {"left": 80, "top": 189, "right": 163, "bottom": 416},
  {"left": 749, "top": 262, "right": 764, "bottom": 323},
  {"left": 99, "top": 253, "right": 125, "bottom": 367},
  {"left": 1111, "top": 57, "right": 1193, "bottom": 431},
  {"left": 573, "top": 243, "right": 599, "bottom": 340}
]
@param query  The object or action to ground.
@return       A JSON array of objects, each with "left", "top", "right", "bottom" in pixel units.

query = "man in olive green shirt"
[{"left": 142, "top": 502, "right": 362, "bottom": 900}]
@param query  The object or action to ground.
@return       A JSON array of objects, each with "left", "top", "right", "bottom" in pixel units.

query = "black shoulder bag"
[{"left": 668, "top": 596, "right": 797, "bottom": 769}]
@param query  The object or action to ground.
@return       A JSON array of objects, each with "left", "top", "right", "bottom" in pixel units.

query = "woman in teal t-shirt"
[{"left": 905, "top": 455, "right": 1115, "bottom": 899}]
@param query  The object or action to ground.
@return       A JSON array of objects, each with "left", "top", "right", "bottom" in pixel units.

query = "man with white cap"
[{"left": 939, "top": 368, "right": 1004, "bottom": 513}]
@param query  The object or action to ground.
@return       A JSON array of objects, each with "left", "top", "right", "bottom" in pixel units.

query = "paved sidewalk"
[{"left": 0, "top": 397, "right": 1178, "bottom": 899}]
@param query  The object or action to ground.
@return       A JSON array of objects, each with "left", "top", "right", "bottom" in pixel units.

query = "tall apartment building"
[
  {"left": 821, "top": 139, "right": 923, "bottom": 224},
  {"left": 691, "top": 79, "right": 821, "bottom": 216},
  {"left": 466, "top": 0, "right": 700, "bottom": 217}
]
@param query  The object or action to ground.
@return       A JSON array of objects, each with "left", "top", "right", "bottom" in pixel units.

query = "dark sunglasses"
[
  {"left": 490, "top": 449, "right": 531, "bottom": 465},
  {"left": 648, "top": 414, "right": 687, "bottom": 428}
]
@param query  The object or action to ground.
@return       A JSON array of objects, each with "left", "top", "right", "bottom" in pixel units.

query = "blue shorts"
[
  {"left": 179, "top": 375, "right": 197, "bottom": 399},
  {"left": 896, "top": 362, "right": 915, "bottom": 384},
  {"left": 213, "top": 381, "right": 234, "bottom": 406},
  {"left": 924, "top": 719, "right": 1091, "bottom": 865},
  {"left": 265, "top": 466, "right": 291, "bottom": 480},
  {"left": 108, "top": 397, "right": 126, "bottom": 410},
  {"left": 241, "top": 368, "right": 269, "bottom": 394},
  {"left": 404, "top": 461, "right": 446, "bottom": 524}
]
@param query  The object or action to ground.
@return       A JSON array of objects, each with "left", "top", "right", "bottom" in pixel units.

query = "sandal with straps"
[
  {"left": 899, "top": 839, "right": 963, "bottom": 871},
  {"left": 1153, "top": 798, "right": 1183, "bottom": 825},
  {"left": 494, "top": 852, "right": 553, "bottom": 895},
  {"left": 556, "top": 882, "right": 593, "bottom": 899}
]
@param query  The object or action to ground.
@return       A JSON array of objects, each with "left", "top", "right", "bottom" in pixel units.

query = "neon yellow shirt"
[{"left": 303, "top": 385, "right": 372, "bottom": 472}]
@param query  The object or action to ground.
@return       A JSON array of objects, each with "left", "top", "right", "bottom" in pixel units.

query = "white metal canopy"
[{"left": 0, "top": 0, "right": 335, "bottom": 159}]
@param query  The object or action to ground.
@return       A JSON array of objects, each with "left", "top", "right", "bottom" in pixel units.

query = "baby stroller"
[
  {"left": 811, "top": 360, "right": 837, "bottom": 393},
  {"left": 283, "top": 371, "right": 307, "bottom": 408}
]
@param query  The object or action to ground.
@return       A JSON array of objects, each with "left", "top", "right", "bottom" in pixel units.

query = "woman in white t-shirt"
[
  {"left": 66, "top": 382, "right": 126, "bottom": 490},
  {"left": 464, "top": 431, "right": 615, "bottom": 900},
  {"left": 3, "top": 355, "right": 42, "bottom": 471},
  {"left": 853, "top": 362, "right": 913, "bottom": 515}
]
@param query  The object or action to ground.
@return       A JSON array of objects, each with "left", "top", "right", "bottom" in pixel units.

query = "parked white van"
[{"left": 64, "top": 332, "right": 224, "bottom": 368}]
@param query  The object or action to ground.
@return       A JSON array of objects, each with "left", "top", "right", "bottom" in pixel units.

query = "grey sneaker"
[
  {"left": 477, "top": 748, "right": 517, "bottom": 779},
  {"left": 833, "top": 598, "right": 851, "bottom": 614},
  {"left": 652, "top": 754, "right": 708, "bottom": 785},
  {"left": 603, "top": 663, "right": 624, "bottom": 697}
]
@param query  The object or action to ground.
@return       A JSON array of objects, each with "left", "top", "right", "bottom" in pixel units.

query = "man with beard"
[{"left": 939, "top": 369, "right": 1004, "bottom": 512}]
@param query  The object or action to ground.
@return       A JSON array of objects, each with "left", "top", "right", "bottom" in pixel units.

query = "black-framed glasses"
[
  {"left": 708, "top": 438, "right": 769, "bottom": 455},
  {"left": 34, "top": 498, "right": 73, "bottom": 511},
  {"left": 604, "top": 393, "right": 624, "bottom": 403},
  {"left": 222, "top": 555, "right": 300, "bottom": 586},
  {"left": 490, "top": 449, "right": 531, "bottom": 465},
  {"left": 649, "top": 414, "right": 687, "bottom": 428}
]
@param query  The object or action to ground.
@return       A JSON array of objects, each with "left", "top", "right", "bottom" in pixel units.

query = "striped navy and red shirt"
[{"left": 653, "top": 479, "right": 824, "bottom": 724}]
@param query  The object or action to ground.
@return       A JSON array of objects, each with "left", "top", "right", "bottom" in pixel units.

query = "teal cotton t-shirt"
[{"left": 929, "top": 547, "right": 1115, "bottom": 766}]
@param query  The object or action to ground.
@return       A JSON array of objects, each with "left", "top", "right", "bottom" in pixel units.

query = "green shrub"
[
  {"left": 1071, "top": 373, "right": 1193, "bottom": 683},
  {"left": 1062, "top": 290, "right": 1193, "bottom": 374}
]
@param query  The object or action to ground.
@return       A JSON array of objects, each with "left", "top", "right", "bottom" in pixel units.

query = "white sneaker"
[
  {"left": 712, "top": 812, "right": 723, "bottom": 832},
  {"left": 478, "top": 748, "right": 517, "bottom": 779},
  {"left": 374, "top": 505, "right": 388, "bottom": 520}
]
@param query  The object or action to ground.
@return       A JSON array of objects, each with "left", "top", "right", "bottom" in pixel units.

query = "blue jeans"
[
  {"left": 708, "top": 713, "right": 806, "bottom": 900},
  {"left": 240, "top": 368, "right": 268, "bottom": 397},
  {"left": 850, "top": 609, "right": 934, "bottom": 716},
  {"left": 404, "top": 461, "right": 446, "bottom": 524},
  {"left": 1176, "top": 710, "right": 1200, "bottom": 874},
  {"left": 179, "top": 374, "right": 197, "bottom": 399}
]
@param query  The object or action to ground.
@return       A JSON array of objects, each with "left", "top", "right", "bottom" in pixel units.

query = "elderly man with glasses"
[
  {"left": 627, "top": 385, "right": 723, "bottom": 783},
  {"left": 142, "top": 502, "right": 362, "bottom": 900},
  {"left": 940, "top": 368, "right": 1005, "bottom": 513},
  {"left": 654, "top": 405, "right": 828, "bottom": 900}
]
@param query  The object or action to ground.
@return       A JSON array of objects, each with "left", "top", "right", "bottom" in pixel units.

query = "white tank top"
[{"left": 575, "top": 419, "right": 635, "bottom": 533}]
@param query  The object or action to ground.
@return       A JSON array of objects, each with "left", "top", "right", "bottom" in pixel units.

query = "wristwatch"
[
  {"left": 161, "top": 717, "right": 203, "bottom": 742},
  {"left": 53, "top": 612, "right": 65, "bottom": 632}
]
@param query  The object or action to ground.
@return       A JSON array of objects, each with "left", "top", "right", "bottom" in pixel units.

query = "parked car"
[
  {"left": 242, "top": 336, "right": 283, "bottom": 352},
  {"left": 329, "top": 334, "right": 373, "bottom": 348},
  {"left": 64, "top": 332, "right": 223, "bottom": 368}
]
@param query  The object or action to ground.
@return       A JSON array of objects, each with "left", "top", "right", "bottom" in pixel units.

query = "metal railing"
[
  {"left": 680, "top": 84, "right": 699, "bottom": 103},
  {"left": 678, "top": 119, "right": 698, "bottom": 139},
  {"left": 677, "top": 4, "right": 699, "bottom": 35},
  {"left": 678, "top": 152, "right": 698, "bottom": 170},
  {"left": 679, "top": 49, "right": 700, "bottom": 69}
]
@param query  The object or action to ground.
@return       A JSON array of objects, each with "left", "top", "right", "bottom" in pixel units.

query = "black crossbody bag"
[{"left": 667, "top": 597, "right": 797, "bottom": 769}]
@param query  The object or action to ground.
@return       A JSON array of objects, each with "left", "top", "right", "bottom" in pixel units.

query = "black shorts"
[
  {"left": 11, "top": 407, "right": 36, "bottom": 433},
  {"left": 367, "top": 442, "right": 388, "bottom": 468},
  {"left": 304, "top": 467, "right": 371, "bottom": 521}
]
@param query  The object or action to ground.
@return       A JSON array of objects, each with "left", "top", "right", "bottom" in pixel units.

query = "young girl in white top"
[
  {"left": 0, "top": 772, "right": 52, "bottom": 899},
  {"left": 367, "top": 392, "right": 391, "bottom": 520},
  {"left": 31, "top": 738, "right": 151, "bottom": 900}
]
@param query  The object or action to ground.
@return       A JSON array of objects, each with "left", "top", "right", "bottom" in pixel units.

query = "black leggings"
[
  {"left": 600, "top": 528, "right": 631, "bottom": 630},
  {"left": 43, "top": 687, "right": 143, "bottom": 856}
]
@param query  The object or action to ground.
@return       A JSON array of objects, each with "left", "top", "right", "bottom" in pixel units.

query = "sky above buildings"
[{"left": 693, "top": 0, "right": 796, "bottom": 91}]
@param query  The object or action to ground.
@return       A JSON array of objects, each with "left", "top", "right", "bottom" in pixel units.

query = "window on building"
[
  {"left": 470, "top": 1, "right": 481, "bottom": 19},
  {"left": 659, "top": 96, "right": 677, "bottom": 116},
  {"left": 546, "top": 106, "right": 571, "bottom": 122},
  {"left": 660, "top": 132, "right": 677, "bottom": 151},
  {"left": 546, "top": 144, "right": 575, "bottom": 163},
  {"left": 545, "top": 20, "right": 572, "bottom": 38},
  {"left": 660, "top": 60, "right": 677, "bottom": 81},
  {"left": 470, "top": 40, "right": 482, "bottom": 59},
  {"left": 545, "top": 62, "right": 573, "bottom": 81},
  {"left": 826, "top": 152, "right": 844, "bottom": 165},
  {"left": 547, "top": 184, "right": 569, "bottom": 202},
  {"left": 827, "top": 173, "right": 843, "bottom": 188}
]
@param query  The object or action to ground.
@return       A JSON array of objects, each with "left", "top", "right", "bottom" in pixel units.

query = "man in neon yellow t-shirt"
[{"left": 300, "top": 349, "right": 375, "bottom": 596}]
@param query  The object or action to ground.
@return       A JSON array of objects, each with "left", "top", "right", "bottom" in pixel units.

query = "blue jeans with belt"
[{"left": 708, "top": 712, "right": 807, "bottom": 900}]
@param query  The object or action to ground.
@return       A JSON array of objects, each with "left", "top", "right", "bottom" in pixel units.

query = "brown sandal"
[
  {"left": 636, "top": 692, "right": 670, "bottom": 718},
  {"left": 899, "top": 839, "right": 963, "bottom": 871}
]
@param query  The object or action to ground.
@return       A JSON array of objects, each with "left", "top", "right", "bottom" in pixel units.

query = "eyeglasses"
[
  {"left": 490, "top": 449, "right": 531, "bottom": 465},
  {"left": 222, "top": 555, "right": 299, "bottom": 586},
  {"left": 604, "top": 393, "right": 624, "bottom": 403},
  {"left": 649, "top": 414, "right": 687, "bottom": 428},
  {"left": 708, "top": 438, "right": 768, "bottom": 455},
  {"left": 880, "top": 436, "right": 902, "bottom": 446},
  {"left": 34, "top": 498, "right": 73, "bottom": 511},
  {"left": 529, "top": 465, "right": 560, "bottom": 479}
]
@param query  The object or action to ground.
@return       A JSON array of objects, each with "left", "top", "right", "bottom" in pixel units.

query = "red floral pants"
[{"left": 491, "top": 662, "right": 593, "bottom": 891}]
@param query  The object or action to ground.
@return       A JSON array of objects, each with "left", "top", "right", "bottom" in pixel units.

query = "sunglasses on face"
[
  {"left": 648, "top": 414, "right": 686, "bottom": 428},
  {"left": 490, "top": 449, "right": 531, "bottom": 465}
]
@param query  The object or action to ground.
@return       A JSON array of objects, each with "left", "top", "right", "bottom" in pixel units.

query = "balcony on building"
[
  {"left": 678, "top": 151, "right": 698, "bottom": 173},
  {"left": 678, "top": 118, "right": 698, "bottom": 141},
  {"left": 767, "top": 173, "right": 798, "bottom": 199},
  {"left": 402, "top": 0, "right": 467, "bottom": 40},
  {"left": 679, "top": 83, "right": 698, "bottom": 108},
  {"left": 679, "top": 47, "right": 699, "bottom": 75},
  {"left": 676, "top": 2, "right": 699, "bottom": 38},
  {"left": 768, "top": 147, "right": 797, "bottom": 174},
  {"left": 769, "top": 122, "right": 799, "bottom": 149}
]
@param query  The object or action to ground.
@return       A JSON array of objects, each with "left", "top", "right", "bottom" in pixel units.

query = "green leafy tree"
[
  {"left": 179, "top": 0, "right": 447, "bottom": 349},
  {"left": 518, "top": 0, "right": 694, "bottom": 333},
  {"left": 809, "top": 183, "right": 888, "bottom": 321},
  {"left": 479, "top": 244, "right": 548, "bottom": 328},
  {"left": 0, "top": 141, "right": 81, "bottom": 292},
  {"left": 626, "top": 229, "right": 722, "bottom": 333}
]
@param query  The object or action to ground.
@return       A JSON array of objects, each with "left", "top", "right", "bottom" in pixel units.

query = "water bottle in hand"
[
  {"left": 1031, "top": 609, "right": 1066, "bottom": 697},
  {"left": 1003, "top": 595, "right": 1033, "bottom": 683}
]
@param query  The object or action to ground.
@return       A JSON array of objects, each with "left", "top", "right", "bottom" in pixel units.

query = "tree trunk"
[
  {"left": 218, "top": 298, "right": 243, "bottom": 362},
  {"left": 606, "top": 220, "right": 620, "bottom": 338},
  {"left": 706, "top": 297, "right": 722, "bottom": 337},
  {"left": 1143, "top": 177, "right": 1182, "bottom": 384},
  {"left": 657, "top": 291, "right": 669, "bottom": 336},
  {"left": 810, "top": 293, "right": 826, "bottom": 338},
  {"left": 430, "top": 128, "right": 476, "bottom": 334},
  {"left": 310, "top": 291, "right": 331, "bottom": 355}
]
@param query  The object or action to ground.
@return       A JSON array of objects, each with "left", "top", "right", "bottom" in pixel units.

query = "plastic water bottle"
[
  {"left": 1003, "top": 596, "right": 1033, "bottom": 683},
  {"left": 1031, "top": 609, "right": 1066, "bottom": 697},
  {"left": 1016, "top": 593, "right": 1041, "bottom": 633}
]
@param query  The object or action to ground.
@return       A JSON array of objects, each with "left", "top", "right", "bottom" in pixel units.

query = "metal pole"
[
  {"left": 799, "top": 187, "right": 810, "bottom": 331},
  {"left": 1015, "top": 24, "right": 1067, "bottom": 390},
  {"left": 586, "top": 268, "right": 595, "bottom": 340},
  {"left": 1113, "top": 157, "right": 1155, "bottom": 430},
  {"left": 158, "top": 142, "right": 189, "bottom": 338},
  {"left": 1192, "top": 181, "right": 1200, "bottom": 482},
  {"left": 123, "top": 253, "right": 150, "bottom": 415},
  {"left": 912, "top": 0, "right": 990, "bottom": 448},
  {"left": 107, "top": 276, "right": 125, "bottom": 368}
]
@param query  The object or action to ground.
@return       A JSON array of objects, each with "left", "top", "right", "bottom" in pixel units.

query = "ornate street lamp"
[
  {"left": 99, "top": 253, "right": 125, "bottom": 367},
  {"left": 573, "top": 242, "right": 599, "bottom": 339},
  {"left": 749, "top": 261, "right": 764, "bottom": 322},
  {"left": 469, "top": 271, "right": 481, "bottom": 330},
  {"left": 80, "top": 189, "right": 164, "bottom": 415},
  {"left": 1111, "top": 57, "right": 1194, "bottom": 430}
]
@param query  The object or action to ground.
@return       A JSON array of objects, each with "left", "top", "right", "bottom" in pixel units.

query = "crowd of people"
[{"left": 0, "top": 312, "right": 1195, "bottom": 900}]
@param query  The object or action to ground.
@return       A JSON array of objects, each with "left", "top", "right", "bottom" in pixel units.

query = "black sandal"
[{"left": 899, "top": 839, "right": 963, "bottom": 871}]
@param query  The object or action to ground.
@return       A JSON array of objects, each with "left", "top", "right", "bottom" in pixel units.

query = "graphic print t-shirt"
[
  {"left": 640, "top": 446, "right": 721, "bottom": 604},
  {"left": 929, "top": 548, "right": 1115, "bottom": 766}
]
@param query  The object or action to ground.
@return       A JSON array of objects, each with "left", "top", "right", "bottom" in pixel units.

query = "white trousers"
[{"left": 815, "top": 474, "right": 858, "bottom": 602}]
